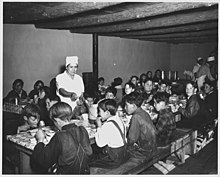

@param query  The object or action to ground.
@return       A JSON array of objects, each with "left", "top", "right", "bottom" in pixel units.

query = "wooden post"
[{"left": 93, "top": 33, "right": 98, "bottom": 93}]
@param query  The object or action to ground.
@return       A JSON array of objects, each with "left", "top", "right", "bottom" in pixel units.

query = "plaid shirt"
[{"left": 156, "top": 107, "right": 176, "bottom": 145}]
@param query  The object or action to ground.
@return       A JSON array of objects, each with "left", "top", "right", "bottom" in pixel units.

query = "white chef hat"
[
  {"left": 207, "top": 56, "right": 215, "bottom": 62},
  {"left": 65, "top": 56, "right": 78, "bottom": 67}
]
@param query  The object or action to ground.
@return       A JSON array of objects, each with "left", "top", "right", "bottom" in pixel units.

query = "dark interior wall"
[
  {"left": 3, "top": 24, "right": 92, "bottom": 97},
  {"left": 170, "top": 43, "right": 217, "bottom": 79},
  {"left": 98, "top": 36, "right": 171, "bottom": 85}
]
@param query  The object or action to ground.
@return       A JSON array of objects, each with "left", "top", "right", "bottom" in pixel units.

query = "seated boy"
[
  {"left": 72, "top": 91, "right": 95, "bottom": 120},
  {"left": 95, "top": 86, "right": 117, "bottom": 104},
  {"left": 3, "top": 103, "right": 41, "bottom": 170},
  {"left": 89, "top": 99, "right": 127, "bottom": 169},
  {"left": 31, "top": 102, "right": 93, "bottom": 174},
  {"left": 154, "top": 92, "right": 176, "bottom": 146},
  {"left": 45, "top": 94, "right": 61, "bottom": 111},
  {"left": 44, "top": 94, "right": 61, "bottom": 126},
  {"left": 124, "top": 92, "right": 157, "bottom": 164},
  {"left": 17, "top": 103, "right": 41, "bottom": 133}
]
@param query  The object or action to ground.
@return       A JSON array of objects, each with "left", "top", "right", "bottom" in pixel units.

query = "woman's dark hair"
[
  {"left": 154, "top": 92, "right": 169, "bottom": 104},
  {"left": 98, "top": 99, "right": 117, "bottom": 116},
  {"left": 22, "top": 103, "right": 41, "bottom": 120},
  {"left": 12, "top": 79, "right": 24, "bottom": 89},
  {"left": 124, "top": 92, "right": 143, "bottom": 107},
  {"left": 49, "top": 102, "right": 72, "bottom": 121}
]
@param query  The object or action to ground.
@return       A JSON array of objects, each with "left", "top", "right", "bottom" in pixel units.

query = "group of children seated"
[{"left": 3, "top": 71, "right": 217, "bottom": 174}]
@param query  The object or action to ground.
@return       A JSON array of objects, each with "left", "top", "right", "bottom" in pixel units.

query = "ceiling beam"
[
  {"left": 69, "top": 7, "right": 218, "bottom": 34},
  {"left": 102, "top": 21, "right": 218, "bottom": 37},
  {"left": 4, "top": 2, "right": 123, "bottom": 23},
  {"left": 122, "top": 29, "right": 217, "bottom": 39},
  {"left": 148, "top": 39, "right": 217, "bottom": 44},
  {"left": 35, "top": 2, "right": 216, "bottom": 29},
  {"left": 139, "top": 36, "right": 217, "bottom": 43}
]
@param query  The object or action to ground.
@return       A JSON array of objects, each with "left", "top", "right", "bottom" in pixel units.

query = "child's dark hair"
[
  {"left": 159, "top": 80, "right": 167, "bottom": 86},
  {"left": 130, "top": 75, "right": 138, "bottom": 81},
  {"left": 98, "top": 99, "right": 117, "bottom": 116},
  {"left": 13, "top": 79, "right": 24, "bottom": 88},
  {"left": 125, "top": 82, "right": 135, "bottom": 90},
  {"left": 124, "top": 92, "right": 143, "bottom": 107},
  {"left": 49, "top": 102, "right": 72, "bottom": 121},
  {"left": 146, "top": 71, "right": 152, "bottom": 77},
  {"left": 98, "top": 77, "right": 104, "bottom": 83},
  {"left": 34, "top": 80, "right": 44, "bottom": 88},
  {"left": 204, "top": 78, "right": 216, "bottom": 89},
  {"left": 39, "top": 86, "right": 50, "bottom": 97},
  {"left": 186, "top": 81, "right": 198, "bottom": 90},
  {"left": 154, "top": 92, "right": 169, "bottom": 104},
  {"left": 112, "top": 77, "right": 123, "bottom": 87},
  {"left": 22, "top": 103, "right": 41, "bottom": 120},
  {"left": 105, "top": 86, "right": 117, "bottom": 97},
  {"left": 84, "top": 91, "right": 95, "bottom": 99}
]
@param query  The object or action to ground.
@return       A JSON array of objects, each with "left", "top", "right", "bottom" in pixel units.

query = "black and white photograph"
[{"left": 2, "top": 1, "right": 218, "bottom": 175}]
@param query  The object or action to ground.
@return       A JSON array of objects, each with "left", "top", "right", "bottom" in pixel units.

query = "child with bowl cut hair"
[
  {"left": 17, "top": 103, "right": 41, "bottom": 133},
  {"left": 31, "top": 102, "right": 92, "bottom": 174},
  {"left": 90, "top": 99, "right": 127, "bottom": 169}
]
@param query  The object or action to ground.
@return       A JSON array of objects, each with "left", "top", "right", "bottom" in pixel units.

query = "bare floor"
[{"left": 2, "top": 140, "right": 218, "bottom": 175}]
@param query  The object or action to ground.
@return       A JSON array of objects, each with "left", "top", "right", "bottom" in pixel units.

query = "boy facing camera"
[
  {"left": 17, "top": 103, "right": 41, "bottom": 133},
  {"left": 154, "top": 92, "right": 176, "bottom": 146}
]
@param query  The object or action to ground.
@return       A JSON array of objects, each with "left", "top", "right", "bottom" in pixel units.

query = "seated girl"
[
  {"left": 31, "top": 102, "right": 93, "bottom": 174},
  {"left": 28, "top": 80, "right": 44, "bottom": 100},
  {"left": 89, "top": 99, "right": 127, "bottom": 169}
]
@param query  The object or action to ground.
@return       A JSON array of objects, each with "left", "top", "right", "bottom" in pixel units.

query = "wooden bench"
[{"left": 90, "top": 128, "right": 197, "bottom": 174}]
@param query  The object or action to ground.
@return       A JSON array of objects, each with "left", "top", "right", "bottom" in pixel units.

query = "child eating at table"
[
  {"left": 154, "top": 92, "right": 176, "bottom": 146},
  {"left": 124, "top": 92, "right": 157, "bottom": 164},
  {"left": 89, "top": 99, "right": 127, "bottom": 169},
  {"left": 17, "top": 103, "right": 41, "bottom": 133},
  {"left": 31, "top": 102, "right": 92, "bottom": 174}
]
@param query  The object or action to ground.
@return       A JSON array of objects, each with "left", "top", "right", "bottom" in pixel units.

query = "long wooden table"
[{"left": 6, "top": 120, "right": 96, "bottom": 174}]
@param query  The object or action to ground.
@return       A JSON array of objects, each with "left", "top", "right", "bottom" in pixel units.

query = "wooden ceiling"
[{"left": 3, "top": 2, "right": 218, "bottom": 44}]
